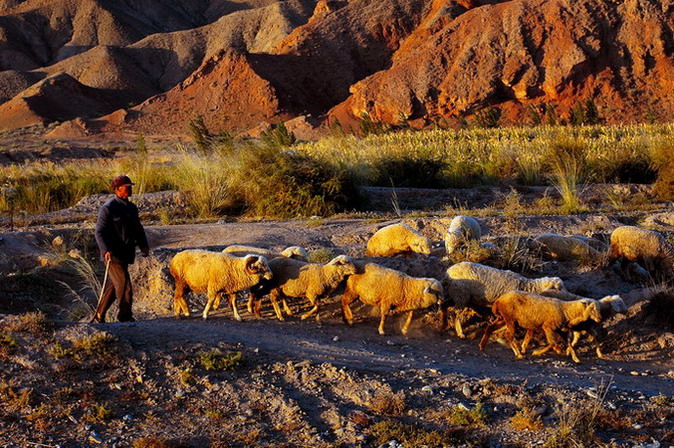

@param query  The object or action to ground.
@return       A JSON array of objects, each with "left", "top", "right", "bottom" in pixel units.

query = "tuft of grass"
[
  {"left": 0, "top": 381, "right": 33, "bottom": 413},
  {"left": 197, "top": 350, "right": 244, "bottom": 372},
  {"left": 84, "top": 403, "right": 112, "bottom": 423},
  {"left": 369, "top": 420, "right": 448, "bottom": 447},
  {"left": 510, "top": 409, "right": 544, "bottom": 431},
  {"left": 448, "top": 239, "right": 494, "bottom": 264},
  {"left": 548, "top": 139, "right": 588, "bottom": 213},
  {"left": 443, "top": 403, "right": 487, "bottom": 427},
  {"left": 133, "top": 437, "right": 178, "bottom": 448},
  {"left": 368, "top": 389, "right": 406, "bottom": 416},
  {"left": 543, "top": 378, "right": 612, "bottom": 448},
  {"left": 307, "top": 248, "right": 334, "bottom": 264}
]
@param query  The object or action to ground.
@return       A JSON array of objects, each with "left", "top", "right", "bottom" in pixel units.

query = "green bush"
[
  {"left": 228, "top": 145, "right": 358, "bottom": 218},
  {"left": 198, "top": 349, "right": 244, "bottom": 371}
]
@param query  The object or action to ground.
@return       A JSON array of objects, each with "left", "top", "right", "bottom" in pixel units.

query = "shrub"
[
  {"left": 370, "top": 155, "right": 448, "bottom": 188},
  {"left": 547, "top": 139, "right": 588, "bottom": 213},
  {"left": 511, "top": 409, "right": 544, "bottom": 431},
  {"left": 260, "top": 123, "right": 296, "bottom": 148},
  {"left": 228, "top": 145, "right": 357, "bottom": 218},
  {"left": 307, "top": 248, "right": 334, "bottom": 264},
  {"left": 473, "top": 107, "right": 502, "bottom": 129}
]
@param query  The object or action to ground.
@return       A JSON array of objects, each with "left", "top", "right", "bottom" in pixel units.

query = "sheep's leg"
[
  {"left": 533, "top": 327, "right": 562, "bottom": 357},
  {"left": 401, "top": 310, "right": 414, "bottom": 336},
  {"left": 504, "top": 321, "right": 524, "bottom": 359},
  {"left": 268, "top": 289, "right": 285, "bottom": 321},
  {"left": 439, "top": 305, "right": 449, "bottom": 331},
  {"left": 454, "top": 309, "right": 466, "bottom": 339},
  {"left": 282, "top": 298, "right": 294, "bottom": 316},
  {"left": 212, "top": 294, "right": 222, "bottom": 311},
  {"left": 570, "top": 331, "right": 581, "bottom": 348},
  {"left": 203, "top": 287, "right": 218, "bottom": 319},
  {"left": 478, "top": 317, "right": 503, "bottom": 351},
  {"left": 521, "top": 330, "right": 536, "bottom": 354},
  {"left": 229, "top": 294, "right": 242, "bottom": 322},
  {"left": 567, "top": 343, "right": 581, "bottom": 363},
  {"left": 247, "top": 292, "right": 255, "bottom": 315},
  {"left": 341, "top": 288, "right": 358, "bottom": 326},
  {"left": 173, "top": 280, "right": 190, "bottom": 318},
  {"left": 378, "top": 305, "right": 390, "bottom": 335},
  {"left": 300, "top": 295, "right": 318, "bottom": 321}
]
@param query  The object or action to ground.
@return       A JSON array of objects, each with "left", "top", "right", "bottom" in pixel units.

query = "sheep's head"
[
  {"left": 582, "top": 300, "right": 602, "bottom": 323},
  {"left": 537, "top": 276, "right": 566, "bottom": 292},
  {"left": 327, "top": 255, "right": 357, "bottom": 277},
  {"left": 421, "top": 279, "right": 444, "bottom": 308},
  {"left": 245, "top": 255, "right": 273, "bottom": 280},
  {"left": 281, "top": 246, "right": 308, "bottom": 261},
  {"left": 411, "top": 236, "right": 432, "bottom": 255},
  {"left": 599, "top": 295, "right": 627, "bottom": 315}
]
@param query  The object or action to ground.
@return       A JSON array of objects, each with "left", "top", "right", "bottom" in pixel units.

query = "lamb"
[
  {"left": 478, "top": 291, "right": 602, "bottom": 363},
  {"left": 341, "top": 263, "right": 444, "bottom": 335},
  {"left": 169, "top": 250, "right": 272, "bottom": 321},
  {"left": 530, "top": 233, "right": 601, "bottom": 261},
  {"left": 441, "top": 262, "right": 566, "bottom": 338},
  {"left": 251, "top": 255, "right": 357, "bottom": 322},
  {"left": 365, "top": 223, "right": 432, "bottom": 257},
  {"left": 445, "top": 215, "right": 482, "bottom": 255},
  {"left": 540, "top": 290, "right": 627, "bottom": 359},
  {"left": 223, "top": 245, "right": 308, "bottom": 261},
  {"left": 609, "top": 226, "right": 674, "bottom": 275}
]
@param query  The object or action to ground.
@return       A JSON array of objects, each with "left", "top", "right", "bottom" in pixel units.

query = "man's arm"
[
  {"left": 133, "top": 207, "right": 150, "bottom": 256},
  {"left": 95, "top": 204, "right": 112, "bottom": 258}
]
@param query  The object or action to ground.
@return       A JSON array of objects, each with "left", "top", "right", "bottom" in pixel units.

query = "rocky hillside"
[{"left": 0, "top": 0, "right": 672, "bottom": 137}]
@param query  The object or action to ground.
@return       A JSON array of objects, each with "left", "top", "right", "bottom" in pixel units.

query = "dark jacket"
[{"left": 95, "top": 196, "right": 149, "bottom": 264}]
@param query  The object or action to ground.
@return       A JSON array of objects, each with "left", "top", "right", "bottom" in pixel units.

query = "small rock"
[
  {"left": 462, "top": 384, "right": 472, "bottom": 398},
  {"left": 421, "top": 385, "right": 434, "bottom": 394},
  {"left": 332, "top": 336, "right": 340, "bottom": 342},
  {"left": 533, "top": 406, "right": 548, "bottom": 417},
  {"left": 386, "top": 340, "right": 395, "bottom": 346},
  {"left": 122, "top": 414, "right": 134, "bottom": 421},
  {"left": 633, "top": 423, "right": 644, "bottom": 429},
  {"left": 606, "top": 401, "right": 617, "bottom": 410},
  {"left": 630, "top": 371, "right": 640, "bottom": 376},
  {"left": 587, "top": 389, "right": 600, "bottom": 399},
  {"left": 175, "top": 389, "right": 185, "bottom": 398},
  {"left": 89, "top": 431, "right": 104, "bottom": 444}
]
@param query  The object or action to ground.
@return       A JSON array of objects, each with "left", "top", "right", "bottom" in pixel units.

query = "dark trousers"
[{"left": 93, "top": 261, "right": 133, "bottom": 322}]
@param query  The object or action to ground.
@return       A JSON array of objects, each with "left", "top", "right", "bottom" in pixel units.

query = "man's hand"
[
  {"left": 104, "top": 252, "right": 111, "bottom": 262},
  {"left": 141, "top": 248, "right": 150, "bottom": 258}
]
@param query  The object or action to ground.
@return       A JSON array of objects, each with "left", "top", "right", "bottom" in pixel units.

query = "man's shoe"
[
  {"left": 90, "top": 314, "right": 105, "bottom": 323},
  {"left": 118, "top": 317, "right": 135, "bottom": 323}
]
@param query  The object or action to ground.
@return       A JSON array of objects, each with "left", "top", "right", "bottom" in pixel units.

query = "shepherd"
[{"left": 92, "top": 175, "right": 150, "bottom": 323}]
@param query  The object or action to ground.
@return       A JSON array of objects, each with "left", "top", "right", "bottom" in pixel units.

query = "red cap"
[{"left": 111, "top": 175, "right": 135, "bottom": 190}]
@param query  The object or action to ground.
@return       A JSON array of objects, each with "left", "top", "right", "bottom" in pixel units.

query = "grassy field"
[{"left": 1, "top": 124, "right": 673, "bottom": 218}]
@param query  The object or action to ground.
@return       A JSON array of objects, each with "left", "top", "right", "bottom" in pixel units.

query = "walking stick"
[{"left": 91, "top": 257, "right": 111, "bottom": 323}]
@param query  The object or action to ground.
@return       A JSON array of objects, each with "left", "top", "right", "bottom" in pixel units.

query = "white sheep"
[
  {"left": 365, "top": 223, "right": 432, "bottom": 257},
  {"left": 445, "top": 215, "right": 482, "bottom": 255},
  {"left": 341, "top": 262, "right": 444, "bottom": 335},
  {"left": 442, "top": 262, "right": 566, "bottom": 338},
  {"left": 169, "top": 250, "right": 272, "bottom": 321},
  {"left": 609, "top": 226, "right": 674, "bottom": 274},
  {"left": 540, "top": 290, "right": 627, "bottom": 359},
  {"left": 530, "top": 233, "right": 601, "bottom": 261},
  {"left": 252, "top": 255, "right": 357, "bottom": 322},
  {"left": 223, "top": 245, "right": 308, "bottom": 261},
  {"left": 479, "top": 290, "right": 602, "bottom": 363}
]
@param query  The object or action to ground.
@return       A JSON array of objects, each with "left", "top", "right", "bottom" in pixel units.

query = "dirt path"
[{"left": 103, "top": 316, "right": 674, "bottom": 397}]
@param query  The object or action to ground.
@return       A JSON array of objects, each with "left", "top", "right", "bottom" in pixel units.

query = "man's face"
[{"left": 115, "top": 184, "right": 132, "bottom": 199}]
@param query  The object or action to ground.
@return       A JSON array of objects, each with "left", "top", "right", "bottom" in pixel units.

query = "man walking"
[{"left": 92, "top": 175, "right": 149, "bottom": 323}]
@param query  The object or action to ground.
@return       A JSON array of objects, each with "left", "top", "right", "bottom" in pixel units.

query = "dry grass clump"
[
  {"left": 133, "top": 437, "right": 184, "bottom": 448},
  {"left": 368, "top": 389, "right": 406, "bottom": 416},
  {"left": 442, "top": 403, "right": 488, "bottom": 427},
  {"left": 308, "top": 248, "right": 334, "bottom": 264},
  {"left": 448, "top": 239, "right": 494, "bottom": 264},
  {"left": 369, "top": 420, "right": 449, "bottom": 447},
  {"left": 510, "top": 409, "right": 544, "bottom": 431},
  {"left": 49, "top": 331, "right": 118, "bottom": 362},
  {"left": 2, "top": 311, "right": 49, "bottom": 335},
  {"left": 197, "top": 349, "right": 244, "bottom": 372}
]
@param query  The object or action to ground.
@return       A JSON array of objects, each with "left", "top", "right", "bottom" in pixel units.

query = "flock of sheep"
[{"left": 167, "top": 218, "right": 672, "bottom": 363}]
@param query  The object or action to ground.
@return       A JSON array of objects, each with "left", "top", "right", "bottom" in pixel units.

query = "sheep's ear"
[{"left": 245, "top": 255, "right": 260, "bottom": 270}]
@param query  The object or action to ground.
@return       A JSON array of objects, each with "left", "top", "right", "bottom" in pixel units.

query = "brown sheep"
[
  {"left": 479, "top": 291, "right": 601, "bottom": 363},
  {"left": 341, "top": 263, "right": 444, "bottom": 335}
]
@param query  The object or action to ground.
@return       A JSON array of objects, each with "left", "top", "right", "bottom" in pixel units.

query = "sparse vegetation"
[
  {"left": 443, "top": 403, "right": 487, "bottom": 427},
  {"left": 369, "top": 420, "right": 449, "bottom": 447},
  {"left": 368, "top": 389, "right": 406, "bottom": 416},
  {"left": 197, "top": 349, "right": 244, "bottom": 372}
]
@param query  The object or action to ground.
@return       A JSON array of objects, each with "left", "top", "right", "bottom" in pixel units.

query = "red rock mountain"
[{"left": 0, "top": 0, "right": 672, "bottom": 136}]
